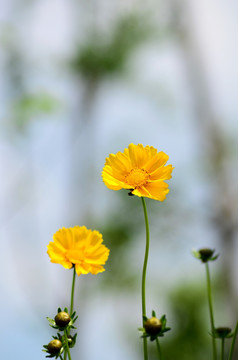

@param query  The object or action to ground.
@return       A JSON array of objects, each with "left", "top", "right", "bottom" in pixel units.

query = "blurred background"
[{"left": 1, "top": 0, "right": 238, "bottom": 359}]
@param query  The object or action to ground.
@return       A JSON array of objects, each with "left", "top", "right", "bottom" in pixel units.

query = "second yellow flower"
[{"left": 47, "top": 226, "right": 110, "bottom": 276}]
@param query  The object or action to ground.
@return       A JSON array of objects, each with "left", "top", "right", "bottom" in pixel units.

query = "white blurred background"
[{"left": 1, "top": 0, "right": 238, "bottom": 359}]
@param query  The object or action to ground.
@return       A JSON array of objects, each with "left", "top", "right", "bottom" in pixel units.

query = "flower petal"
[
  {"left": 102, "top": 166, "right": 131, "bottom": 190},
  {"left": 149, "top": 164, "right": 174, "bottom": 181},
  {"left": 144, "top": 151, "right": 169, "bottom": 173},
  {"left": 53, "top": 227, "right": 74, "bottom": 250},
  {"left": 127, "top": 143, "right": 148, "bottom": 167},
  {"left": 85, "top": 246, "right": 110, "bottom": 264},
  {"left": 144, "top": 182, "right": 169, "bottom": 201},
  {"left": 75, "top": 262, "right": 91, "bottom": 276}
]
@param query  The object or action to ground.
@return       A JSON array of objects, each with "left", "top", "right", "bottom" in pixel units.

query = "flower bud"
[
  {"left": 47, "top": 339, "right": 62, "bottom": 355},
  {"left": 67, "top": 335, "right": 73, "bottom": 346},
  {"left": 144, "top": 317, "right": 162, "bottom": 335},
  {"left": 60, "top": 334, "right": 74, "bottom": 348},
  {"left": 215, "top": 327, "right": 232, "bottom": 338},
  {"left": 55, "top": 311, "right": 71, "bottom": 328},
  {"left": 198, "top": 248, "right": 215, "bottom": 262}
]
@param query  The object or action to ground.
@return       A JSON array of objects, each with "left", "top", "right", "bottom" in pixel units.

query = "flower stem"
[
  {"left": 64, "top": 328, "right": 72, "bottom": 360},
  {"left": 156, "top": 338, "right": 162, "bottom": 360},
  {"left": 228, "top": 321, "right": 238, "bottom": 360},
  {"left": 205, "top": 263, "right": 217, "bottom": 360},
  {"left": 64, "top": 267, "right": 76, "bottom": 360},
  {"left": 70, "top": 266, "right": 76, "bottom": 316},
  {"left": 141, "top": 197, "right": 150, "bottom": 360},
  {"left": 220, "top": 338, "right": 225, "bottom": 360}
]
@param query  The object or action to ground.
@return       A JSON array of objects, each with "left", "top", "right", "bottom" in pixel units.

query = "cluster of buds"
[
  {"left": 42, "top": 307, "right": 78, "bottom": 358},
  {"left": 139, "top": 310, "right": 171, "bottom": 342}
]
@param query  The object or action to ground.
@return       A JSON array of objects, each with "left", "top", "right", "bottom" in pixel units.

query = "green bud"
[
  {"left": 67, "top": 335, "right": 73, "bottom": 346},
  {"left": 144, "top": 317, "right": 162, "bottom": 335},
  {"left": 198, "top": 248, "right": 215, "bottom": 262},
  {"left": 215, "top": 327, "right": 232, "bottom": 338},
  {"left": 47, "top": 339, "right": 62, "bottom": 355},
  {"left": 60, "top": 334, "right": 74, "bottom": 347},
  {"left": 55, "top": 312, "right": 71, "bottom": 328}
]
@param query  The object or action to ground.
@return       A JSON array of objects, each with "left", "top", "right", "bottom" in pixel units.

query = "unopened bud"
[
  {"left": 198, "top": 248, "right": 215, "bottom": 262},
  {"left": 47, "top": 339, "right": 62, "bottom": 355},
  {"left": 60, "top": 334, "right": 74, "bottom": 348},
  {"left": 144, "top": 317, "right": 162, "bottom": 335},
  {"left": 215, "top": 327, "right": 232, "bottom": 338},
  {"left": 55, "top": 311, "right": 71, "bottom": 327}
]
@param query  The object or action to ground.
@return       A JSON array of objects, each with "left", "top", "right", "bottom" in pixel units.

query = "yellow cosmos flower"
[
  {"left": 102, "top": 143, "right": 174, "bottom": 201},
  {"left": 47, "top": 226, "right": 110, "bottom": 276}
]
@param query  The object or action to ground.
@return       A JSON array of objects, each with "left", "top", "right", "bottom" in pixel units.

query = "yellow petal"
[
  {"left": 149, "top": 164, "right": 174, "bottom": 181},
  {"left": 102, "top": 167, "right": 131, "bottom": 190},
  {"left": 132, "top": 186, "right": 150, "bottom": 198},
  {"left": 72, "top": 226, "right": 88, "bottom": 245},
  {"left": 144, "top": 182, "right": 169, "bottom": 201},
  {"left": 85, "top": 246, "right": 110, "bottom": 264},
  {"left": 53, "top": 227, "right": 74, "bottom": 250},
  {"left": 126, "top": 143, "right": 148, "bottom": 167},
  {"left": 75, "top": 262, "right": 91, "bottom": 276},
  {"left": 90, "top": 264, "right": 105, "bottom": 275},
  {"left": 88, "top": 230, "right": 103, "bottom": 246},
  {"left": 144, "top": 151, "right": 169, "bottom": 173},
  {"left": 106, "top": 152, "right": 131, "bottom": 174},
  {"left": 49, "top": 255, "right": 72, "bottom": 269}
]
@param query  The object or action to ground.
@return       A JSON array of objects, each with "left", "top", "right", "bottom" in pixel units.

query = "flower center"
[{"left": 125, "top": 168, "right": 149, "bottom": 188}]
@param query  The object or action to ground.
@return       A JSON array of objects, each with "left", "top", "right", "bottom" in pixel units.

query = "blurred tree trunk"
[
  {"left": 168, "top": 0, "right": 238, "bottom": 326},
  {"left": 68, "top": 77, "right": 100, "bottom": 225}
]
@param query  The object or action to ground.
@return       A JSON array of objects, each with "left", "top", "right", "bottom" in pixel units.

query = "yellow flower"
[
  {"left": 102, "top": 143, "right": 173, "bottom": 201},
  {"left": 47, "top": 226, "right": 110, "bottom": 276}
]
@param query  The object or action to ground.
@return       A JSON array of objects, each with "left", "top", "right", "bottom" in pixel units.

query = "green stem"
[
  {"left": 70, "top": 266, "right": 76, "bottom": 316},
  {"left": 64, "top": 267, "right": 76, "bottom": 360},
  {"left": 156, "top": 338, "right": 162, "bottom": 360},
  {"left": 221, "top": 338, "right": 225, "bottom": 360},
  {"left": 205, "top": 263, "right": 217, "bottom": 360},
  {"left": 64, "top": 328, "right": 72, "bottom": 360},
  {"left": 141, "top": 197, "right": 150, "bottom": 360},
  {"left": 228, "top": 321, "right": 238, "bottom": 360}
]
